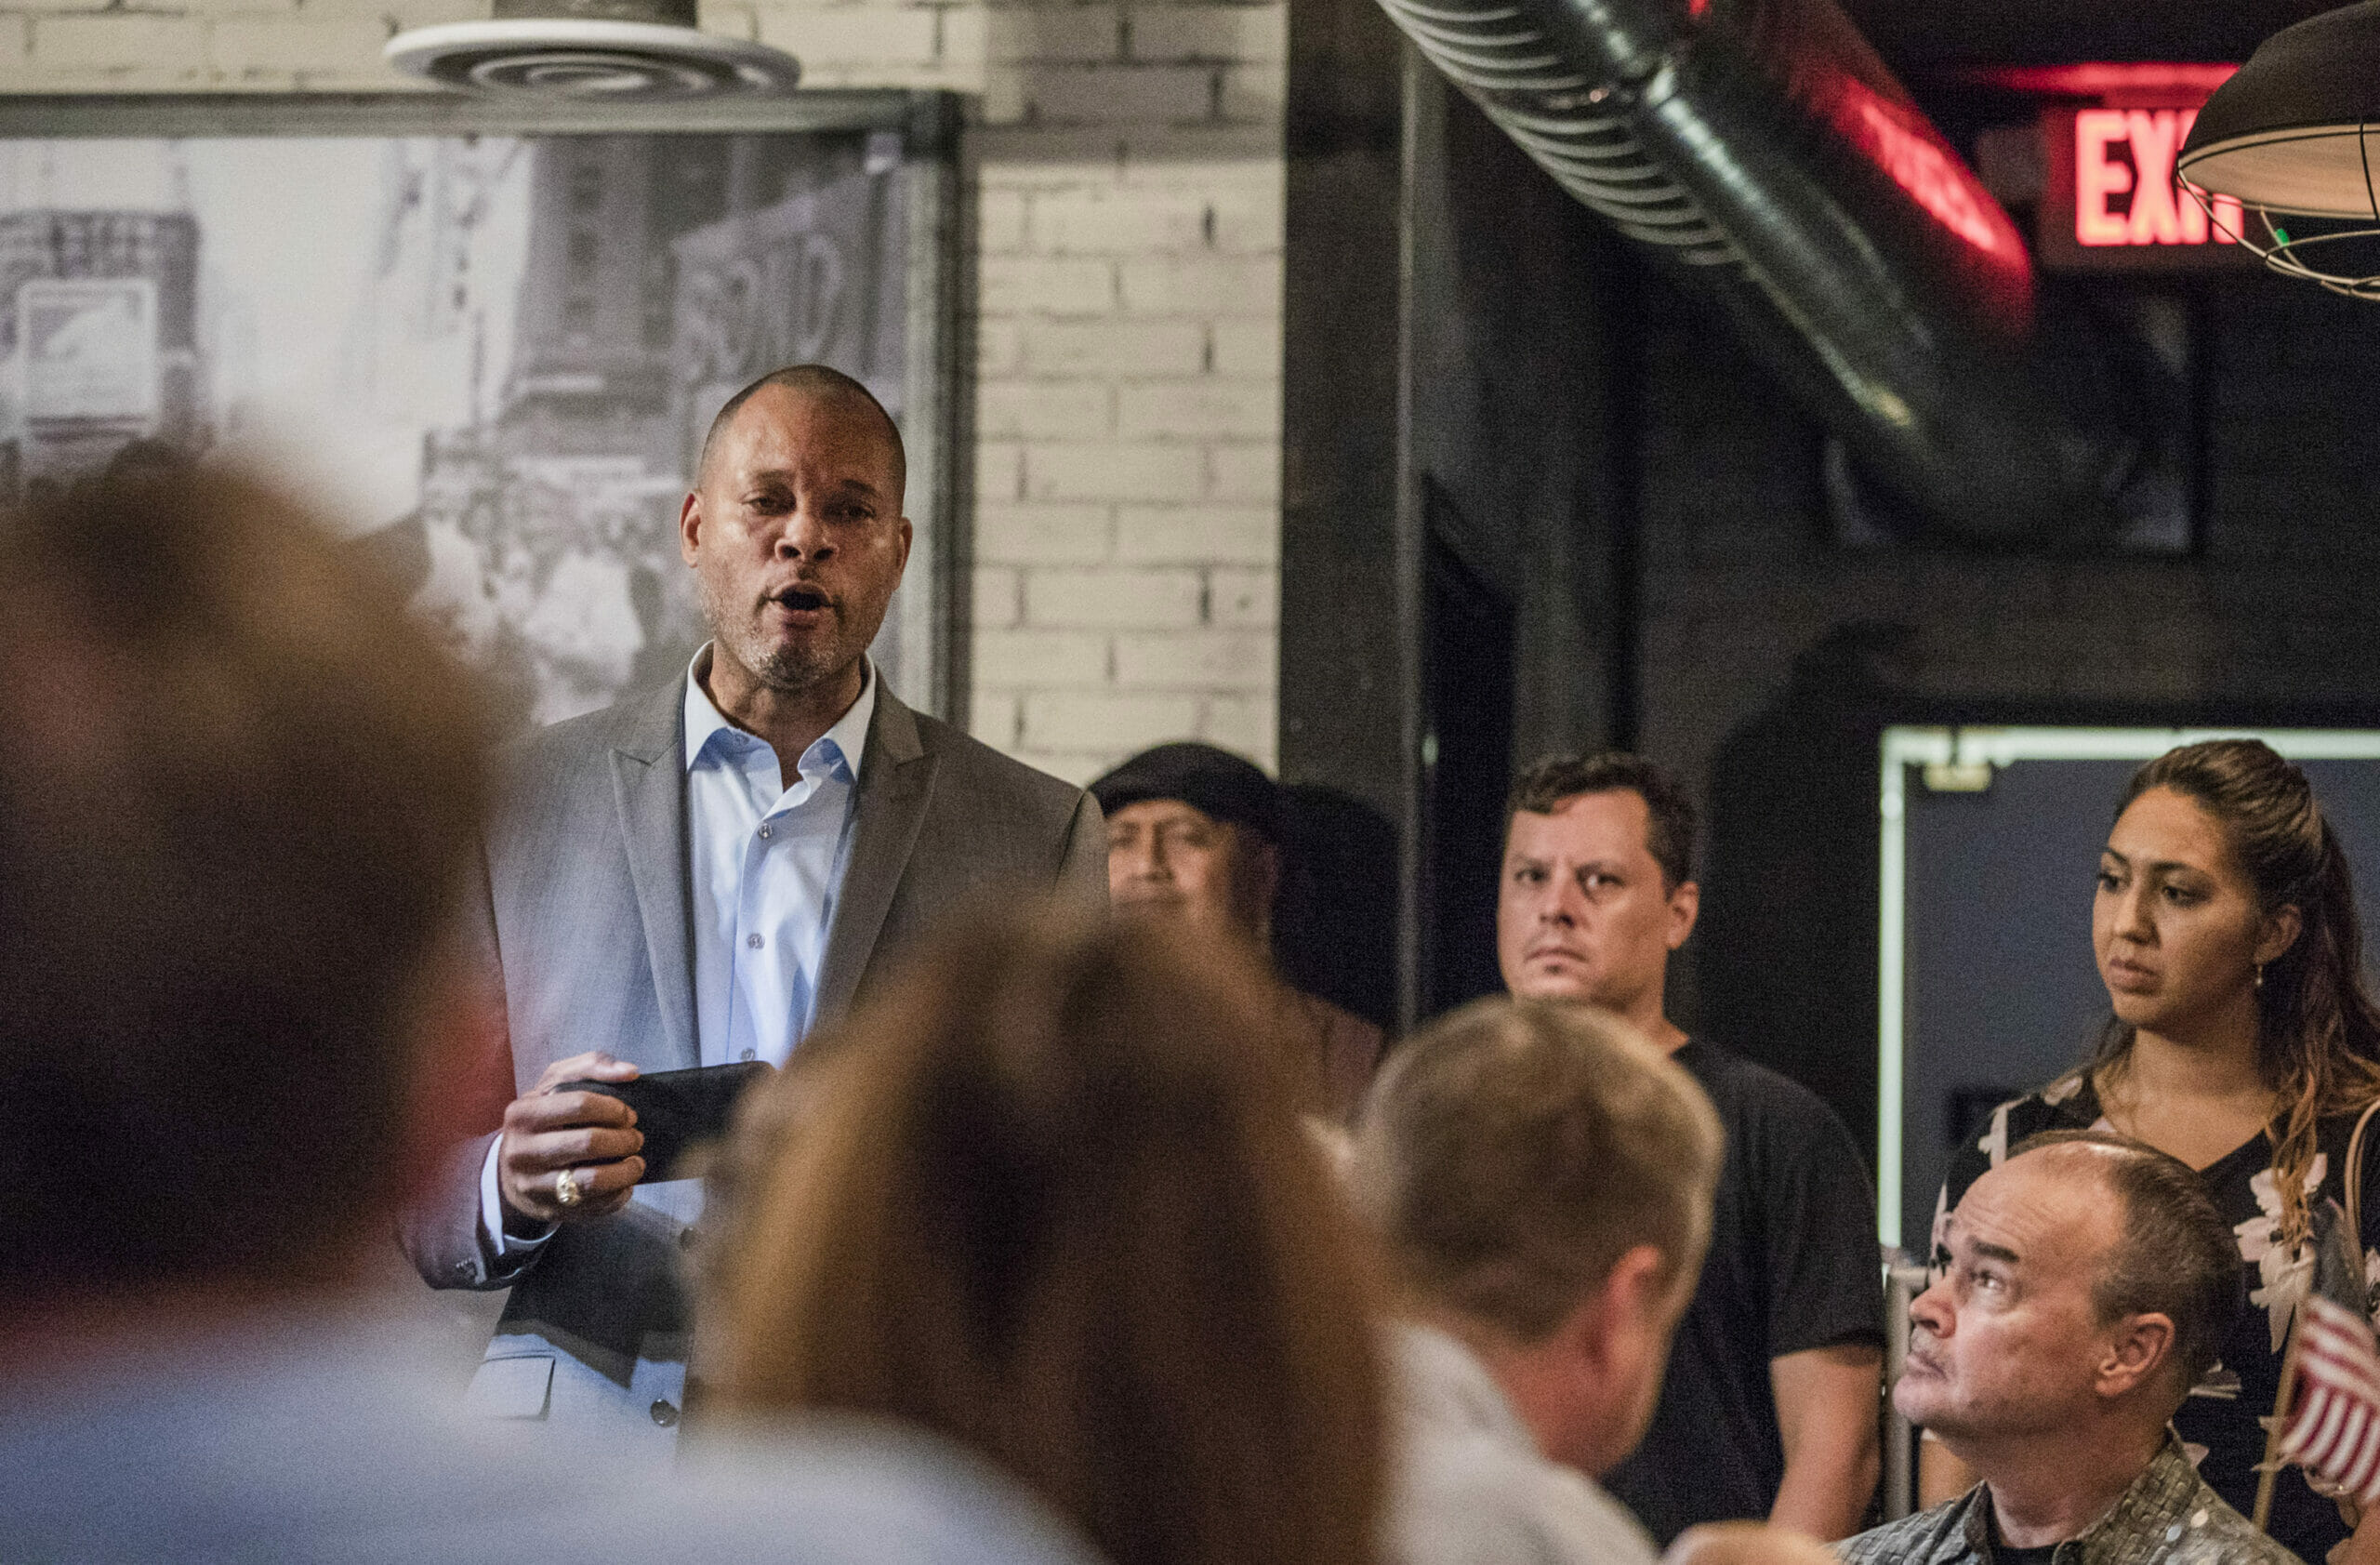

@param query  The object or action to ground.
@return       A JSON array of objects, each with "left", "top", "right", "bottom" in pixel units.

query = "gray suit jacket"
[{"left": 399, "top": 675, "right": 1104, "bottom": 1458}]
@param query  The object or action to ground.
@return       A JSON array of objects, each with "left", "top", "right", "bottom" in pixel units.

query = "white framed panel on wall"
[{"left": 0, "top": 91, "right": 964, "bottom": 730}]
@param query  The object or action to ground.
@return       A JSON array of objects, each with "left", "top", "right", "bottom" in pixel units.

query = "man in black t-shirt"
[{"left": 1495, "top": 753, "right": 1884, "bottom": 1545}]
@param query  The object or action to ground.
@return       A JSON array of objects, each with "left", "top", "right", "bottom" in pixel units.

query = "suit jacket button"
[{"left": 650, "top": 1399, "right": 680, "bottom": 1427}]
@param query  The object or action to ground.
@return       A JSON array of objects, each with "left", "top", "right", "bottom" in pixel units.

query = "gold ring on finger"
[{"left": 555, "top": 1167, "right": 582, "bottom": 1207}]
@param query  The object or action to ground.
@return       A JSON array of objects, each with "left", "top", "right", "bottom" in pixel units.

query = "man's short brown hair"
[
  {"left": 2012, "top": 1131, "right": 2242, "bottom": 1399},
  {"left": 1351, "top": 997, "right": 1724, "bottom": 1340},
  {"left": 0, "top": 468, "right": 488, "bottom": 1296},
  {"left": 1507, "top": 752, "right": 1696, "bottom": 890}
]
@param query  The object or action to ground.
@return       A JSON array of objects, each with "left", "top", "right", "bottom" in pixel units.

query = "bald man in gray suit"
[{"left": 401, "top": 365, "right": 1104, "bottom": 1457}]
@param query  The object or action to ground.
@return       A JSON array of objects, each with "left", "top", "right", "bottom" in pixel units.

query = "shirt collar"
[
  {"left": 1391, "top": 1320, "right": 1539, "bottom": 1457},
  {"left": 682, "top": 644, "right": 876, "bottom": 784},
  {"left": 1959, "top": 1431, "right": 2203, "bottom": 1565}
]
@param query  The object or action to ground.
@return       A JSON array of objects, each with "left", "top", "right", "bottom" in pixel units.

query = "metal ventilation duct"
[
  {"left": 1376, "top": 0, "right": 2155, "bottom": 546},
  {"left": 387, "top": 0, "right": 800, "bottom": 100}
]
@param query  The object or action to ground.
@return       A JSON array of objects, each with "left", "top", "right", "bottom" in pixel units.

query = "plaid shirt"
[{"left": 1839, "top": 1436, "right": 2304, "bottom": 1565}]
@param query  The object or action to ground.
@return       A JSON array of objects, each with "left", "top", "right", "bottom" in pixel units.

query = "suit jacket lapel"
[
  {"left": 815, "top": 689, "right": 936, "bottom": 1024},
  {"left": 608, "top": 679, "right": 699, "bottom": 1071}
]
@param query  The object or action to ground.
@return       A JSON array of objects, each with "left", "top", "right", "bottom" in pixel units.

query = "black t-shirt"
[
  {"left": 1603, "top": 1040, "right": 1888, "bottom": 1544},
  {"left": 1940, "top": 1080, "right": 2380, "bottom": 1565}
]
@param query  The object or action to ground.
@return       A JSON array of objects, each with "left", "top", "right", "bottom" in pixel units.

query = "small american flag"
[{"left": 2275, "top": 1200, "right": 2380, "bottom": 1505}]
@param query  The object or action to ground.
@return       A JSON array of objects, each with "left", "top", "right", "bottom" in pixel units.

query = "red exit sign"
[
  {"left": 2035, "top": 71, "right": 2254, "bottom": 273},
  {"left": 2072, "top": 110, "right": 2239, "bottom": 246}
]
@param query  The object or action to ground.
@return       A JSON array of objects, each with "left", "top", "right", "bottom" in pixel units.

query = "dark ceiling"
[{"left": 1843, "top": 0, "right": 2336, "bottom": 70}]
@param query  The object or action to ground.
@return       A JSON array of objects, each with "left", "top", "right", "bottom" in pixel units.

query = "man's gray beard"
[
  {"left": 705, "top": 586, "right": 849, "bottom": 694},
  {"left": 736, "top": 628, "right": 845, "bottom": 693}
]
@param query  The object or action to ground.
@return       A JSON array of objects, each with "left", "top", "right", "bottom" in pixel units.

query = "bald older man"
[
  {"left": 1844, "top": 1132, "right": 2291, "bottom": 1565},
  {"left": 402, "top": 365, "right": 1104, "bottom": 1456}
]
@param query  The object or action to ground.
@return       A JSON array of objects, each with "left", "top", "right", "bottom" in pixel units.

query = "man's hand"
[
  {"left": 1664, "top": 1521, "right": 1847, "bottom": 1565},
  {"left": 496, "top": 1053, "right": 645, "bottom": 1230},
  {"left": 2331, "top": 1505, "right": 2380, "bottom": 1565}
]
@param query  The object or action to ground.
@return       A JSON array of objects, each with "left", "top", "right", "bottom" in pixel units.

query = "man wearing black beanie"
[{"left": 1091, "top": 742, "right": 1382, "bottom": 1121}]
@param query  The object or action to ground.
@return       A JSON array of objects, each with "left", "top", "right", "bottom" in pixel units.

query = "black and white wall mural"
[{"left": 0, "top": 118, "right": 946, "bottom": 726}]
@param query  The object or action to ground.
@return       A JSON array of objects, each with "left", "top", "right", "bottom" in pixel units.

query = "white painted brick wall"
[
  {"left": 788, "top": 0, "right": 1289, "bottom": 784},
  {"left": 1026, "top": 567, "right": 1204, "bottom": 630},
  {"left": 975, "top": 501, "right": 1111, "bottom": 563},
  {"left": 1024, "top": 689, "right": 1201, "bottom": 753},
  {"left": 1023, "top": 442, "right": 1206, "bottom": 503},
  {"left": 0, "top": 0, "right": 1287, "bottom": 788}
]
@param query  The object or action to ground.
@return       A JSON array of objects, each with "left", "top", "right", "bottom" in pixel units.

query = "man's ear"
[
  {"left": 2096, "top": 1312, "right": 2177, "bottom": 1401},
  {"left": 1527, "top": 1243, "right": 1676, "bottom": 1478},
  {"left": 1666, "top": 879, "right": 1701, "bottom": 951},
  {"left": 678, "top": 490, "right": 705, "bottom": 566},
  {"left": 1568, "top": 1243, "right": 1673, "bottom": 1373}
]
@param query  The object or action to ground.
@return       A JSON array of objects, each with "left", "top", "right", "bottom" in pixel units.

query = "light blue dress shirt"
[
  {"left": 477, "top": 649, "right": 875, "bottom": 1253},
  {"left": 681, "top": 645, "right": 876, "bottom": 1068}
]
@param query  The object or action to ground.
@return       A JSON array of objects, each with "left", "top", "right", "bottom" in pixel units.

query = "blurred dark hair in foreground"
[
  {"left": 700, "top": 908, "right": 1387, "bottom": 1565},
  {"left": 0, "top": 465, "right": 490, "bottom": 1298}
]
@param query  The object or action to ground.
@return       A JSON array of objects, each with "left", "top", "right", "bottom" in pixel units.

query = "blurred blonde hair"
[{"left": 701, "top": 908, "right": 1386, "bottom": 1565}]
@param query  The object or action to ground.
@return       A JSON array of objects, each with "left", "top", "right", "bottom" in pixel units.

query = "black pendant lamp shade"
[{"left": 2179, "top": 1, "right": 2380, "bottom": 219}]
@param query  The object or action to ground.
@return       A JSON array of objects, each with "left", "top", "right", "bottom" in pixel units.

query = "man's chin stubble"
[
  {"left": 700, "top": 580, "right": 856, "bottom": 695},
  {"left": 725, "top": 617, "right": 853, "bottom": 695}
]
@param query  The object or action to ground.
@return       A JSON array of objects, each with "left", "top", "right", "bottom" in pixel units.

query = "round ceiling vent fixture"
[{"left": 386, "top": 0, "right": 800, "bottom": 100}]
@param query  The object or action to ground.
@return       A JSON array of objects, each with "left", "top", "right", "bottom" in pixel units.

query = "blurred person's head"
[
  {"left": 1351, "top": 997, "right": 1723, "bottom": 1475},
  {"left": 1091, "top": 742, "right": 1282, "bottom": 939},
  {"left": 0, "top": 468, "right": 487, "bottom": 1309},
  {"left": 701, "top": 909, "right": 1384, "bottom": 1565},
  {"left": 1497, "top": 753, "right": 1699, "bottom": 1018},
  {"left": 1898, "top": 1132, "right": 2238, "bottom": 1469},
  {"left": 2089, "top": 738, "right": 2380, "bottom": 1248},
  {"left": 681, "top": 365, "right": 910, "bottom": 700}
]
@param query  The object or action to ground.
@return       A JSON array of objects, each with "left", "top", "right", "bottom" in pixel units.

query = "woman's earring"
[{"left": 2256, "top": 962, "right": 2267, "bottom": 990}]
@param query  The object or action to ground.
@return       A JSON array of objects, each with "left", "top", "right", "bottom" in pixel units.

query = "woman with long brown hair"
[
  {"left": 695, "top": 908, "right": 1387, "bottom": 1565},
  {"left": 1935, "top": 738, "right": 2380, "bottom": 1561}
]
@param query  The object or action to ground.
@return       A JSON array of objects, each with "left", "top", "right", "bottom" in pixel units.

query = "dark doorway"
[
  {"left": 1420, "top": 484, "right": 1517, "bottom": 1017},
  {"left": 1274, "top": 784, "right": 1400, "bottom": 1032}
]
